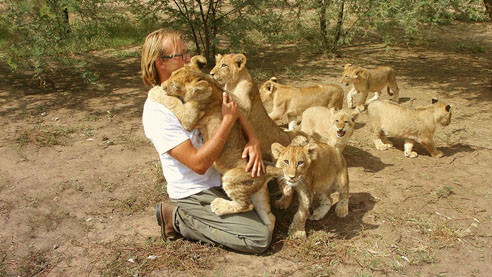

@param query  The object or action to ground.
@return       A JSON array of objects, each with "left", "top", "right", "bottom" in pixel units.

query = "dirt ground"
[{"left": 1, "top": 21, "right": 491, "bottom": 276}]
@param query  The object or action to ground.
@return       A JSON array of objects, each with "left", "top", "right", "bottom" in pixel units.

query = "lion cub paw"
[
  {"left": 335, "top": 201, "right": 348, "bottom": 218},
  {"left": 288, "top": 229, "right": 306, "bottom": 239},
  {"left": 355, "top": 105, "right": 365, "bottom": 113},
  {"left": 404, "top": 151, "right": 418, "bottom": 158},
  {"left": 210, "top": 198, "right": 229, "bottom": 215},
  {"left": 432, "top": 151, "right": 444, "bottom": 158},
  {"left": 375, "top": 141, "right": 393, "bottom": 151},
  {"left": 308, "top": 209, "right": 325, "bottom": 221}
]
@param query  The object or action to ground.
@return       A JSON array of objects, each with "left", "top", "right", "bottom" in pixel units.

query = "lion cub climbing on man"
[
  {"left": 341, "top": 64, "right": 400, "bottom": 111},
  {"left": 149, "top": 56, "right": 282, "bottom": 232},
  {"left": 367, "top": 99, "right": 452, "bottom": 158},
  {"left": 209, "top": 53, "right": 294, "bottom": 162},
  {"left": 271, "top": 135, "right": 349, "bottom": 239}
]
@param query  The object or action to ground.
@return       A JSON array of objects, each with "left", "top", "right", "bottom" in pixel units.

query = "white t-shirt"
[{"left": 142, "top": 94, "right": 221, "bottom": 199}]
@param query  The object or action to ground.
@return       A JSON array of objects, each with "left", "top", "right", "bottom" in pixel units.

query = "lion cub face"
[
  {"left": 161, "top": 56, "right": 221, "bottom": 105},
  {"left": 259, "top": 77, "right": 278, "bottom": 103},
  {"left": 271, "top": 136, "right": 318, "bottom": 187},
  {"left": 340, "top": 64, "right": 367, "bottom": 86},
  {"left": 210, "top": 54, "right": 247, "bottom": 85},
  {"left": 332, "top": 109, "right": 356, "bottom": 138}
]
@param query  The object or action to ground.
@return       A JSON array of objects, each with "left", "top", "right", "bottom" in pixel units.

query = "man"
[{"left": 141, "top": 29, "right": 271, "bottom": 253}]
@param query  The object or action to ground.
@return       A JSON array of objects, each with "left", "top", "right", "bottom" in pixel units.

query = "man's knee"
[{"left": 247, "top": 226, "right": 272, "bottom": 254}]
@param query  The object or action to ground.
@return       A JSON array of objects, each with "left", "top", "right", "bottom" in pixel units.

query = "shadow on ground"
[
  {"left": 387, "top": 138, "right": 476, "bottom": 157},
  {"left": 344, "top": 145, "right": 393, "bottom": 172},
  {"left": 310, "top": 192, "right": 378, "bottom": 239},
  {"left": 0, "top": 55, "right": 146, "bottom": 120},
  {"left": 270, "top": 191, "right": 378, "bottom": 251}
]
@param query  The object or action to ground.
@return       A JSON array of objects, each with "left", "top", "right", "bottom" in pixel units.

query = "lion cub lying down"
[
  {"left": 340, "top": 64, "right": 400, "bottom": 111},
  {"left": 271, "top": 135, "right": 349, "bottom": 239},
  {"left": 149, "top": 56, "right": 282, "bottom": 232},
  {"left": 367, "top": 99, "right": 452, "bottom": 158},
  {"left": 300, "top": 106, "right": 359, "bottom": 152},
  {"left": 260, "top": 77, "right": 344, "bottom": 125}
]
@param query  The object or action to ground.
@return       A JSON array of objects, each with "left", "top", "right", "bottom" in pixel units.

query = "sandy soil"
[{"left": 1, "top": 21, "right": 491, "bottom": 276}]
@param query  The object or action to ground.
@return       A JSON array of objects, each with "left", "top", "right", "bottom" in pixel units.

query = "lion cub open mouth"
[{"left": 336, "top": 129, "right": 346, "bottom": 137}]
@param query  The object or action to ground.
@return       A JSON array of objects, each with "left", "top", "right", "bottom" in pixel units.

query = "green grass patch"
[
  {"left": 456, "top": 42, "right": 484, "bottom": 53},
  {"left": 16, "top": 124, "right": 76, "bottom": 147},
  {"left": 437, "top": 185, "right": 455, "bottom": 199}
]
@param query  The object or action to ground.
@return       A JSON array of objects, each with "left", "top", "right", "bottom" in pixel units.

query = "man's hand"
[
  {"left": 242, "top": 138, "right": 266, "bottom": 177},
  {"left": 221, "top": 92, "right": 239, "bottom": 123}
]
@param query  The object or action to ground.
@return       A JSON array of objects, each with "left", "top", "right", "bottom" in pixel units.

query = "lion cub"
[
  {"left": 367, "top": 99, "right": 452, "bottom": 158},
  {"left": 340, "top": 64, "right": 400, "bottom": 111},
  {"left": 300, "top": 106, "right": 358, "bottom": 152},
  {"left": 271, "top": 136, "right": 349, "bottom": 239},
  {"left": 260, "top": 77, "right": 344, "bottom": 125},
  {"left": 210, "top": 54, "right": 293, "bottom": 162}
]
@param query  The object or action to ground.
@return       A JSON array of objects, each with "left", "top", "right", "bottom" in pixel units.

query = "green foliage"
[
  {"left": 0, "top": 0, "right": 488, "bottom": 86},
  {"left": 248, "top": 0, "right": 488, "bottom": 53},
  {"left": 1, "top": 0, "right": 156, "bottom": 87}
]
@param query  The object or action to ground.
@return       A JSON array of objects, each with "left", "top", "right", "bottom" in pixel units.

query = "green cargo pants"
[{"left": 170, "top": 187, "right": 272, "bottom": 254}]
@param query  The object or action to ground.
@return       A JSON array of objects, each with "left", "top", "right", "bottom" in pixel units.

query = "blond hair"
[{"left": 141, "top": 29, "right": 183, "bottom": 87}]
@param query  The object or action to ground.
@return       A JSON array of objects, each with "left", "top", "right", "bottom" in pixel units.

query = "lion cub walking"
[
  {"left": 367, "top": 99, "right": 452, "bottom": 158},
  {"left": 340, "top": 64, "right": 400, "bottom": 111},
  {"left": 260, "top": 77, "right": 344, "bottom": 125},
  {"left": 271, "top": 136, "right": 349, "bottom": 239},
  {"left": 300, "top": 106, "right": 358, "bottom": 152}
]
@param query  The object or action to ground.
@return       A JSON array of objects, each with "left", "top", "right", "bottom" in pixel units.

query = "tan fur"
[
  {"left": 367, "top": 99, "right": 452, "bottom": 158},
  {"left": 259, "top": 77, "right": 344, "bottom": 124},
  {"left": 210, "top": 54, "right": 295, "bottom": 161},
  {"left": 340, "top": 64, "right": 400, "bottom": 111},
  {"left": 149, "top": 56, "right": 283, "bottom": 232},
  {"left": 300, "top": 107, "right": 358, "bottom": 152},
  {"left": 271, "top": 135, "right": 349, "bottom": 239}
]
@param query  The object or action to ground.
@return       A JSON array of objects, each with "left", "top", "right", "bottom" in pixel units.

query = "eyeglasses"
[{"left": 160, "top": 50, "right": 190, "bottom": 60}]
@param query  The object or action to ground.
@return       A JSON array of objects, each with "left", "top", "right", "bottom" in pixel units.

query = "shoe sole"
[{"left": 155, "top": 203, "right": 166, "bottom": 240}]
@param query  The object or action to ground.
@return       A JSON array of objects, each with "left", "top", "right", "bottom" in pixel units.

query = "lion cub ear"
[
  {"left": 356, "top": 68, "right": 368, "bottom": 80},
  {"left": 233, "top": 54, "right": 247, "bottom": 70},
  {"left": 328, "top": 107, "right": 336, "bottom": 117},
  {"left": 215, "top": 54, "right": 222, "bottom": 61},
  {"left": 188, "top": 80, "right": 212, "bottom": 101},
  {"left": 431, "top": 98, "right": 439, "bottom": 104},
  {"left": 271, "top": 143, "right": 285, "bottom": 160},
  {"left": 270, "top": 77, "right": 278, "bottom": 83},
  {"left": 268, "top": 81, "right": 277, "bottom": 93},
  {"left": 344, "top": 63, "right": 352, "bottom": 70},
  {"left": 445, "top": 104, "right": 451, "bottom": 112},
  {"left": 189, "top": 55, "right": 207, "bottom": 69},
  {"left": 163, "top": 80, "right": 181, "bottom": 97},
  {"left": 304, "top": 142, "right": 319, "bottom": 161},
  {"left": 291, "top": 135, "right": 309, "bottom": 146}
]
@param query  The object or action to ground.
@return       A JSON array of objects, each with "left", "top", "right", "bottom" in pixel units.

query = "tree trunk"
[
  {"left": 484, "top": 0, "right": 492, "bottom": 21},
  {"left": 317, "top": 0, "right": 329, "bottom": 50},
  {"left": 331, "top": 0, "right": 344, "bottom": 53}
]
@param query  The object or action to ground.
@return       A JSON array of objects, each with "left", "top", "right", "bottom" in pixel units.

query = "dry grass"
[
  {"left": 16, "top": 248, "right": 56, "bottom": 277},
  {"left": 98, "top": 239, "right": 222, "bottom": 276}
]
